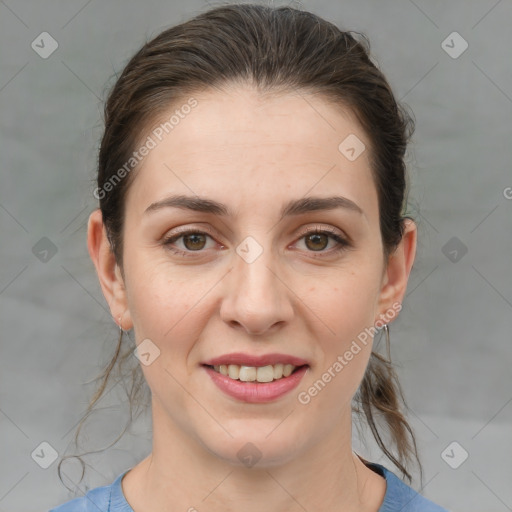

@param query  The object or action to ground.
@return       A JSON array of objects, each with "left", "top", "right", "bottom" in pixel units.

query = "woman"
[{"left": 50, "top": 4, "right": 448, "bottom": 511}]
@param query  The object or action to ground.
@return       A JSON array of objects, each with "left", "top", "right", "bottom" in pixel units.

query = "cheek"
[
  {"left": 311, "top": 265, "right": 381, "bottom": 341},
  {"left": 125, "top": 270, "right": 214, "bottom": 408},
  {"left": 299, "top": 287, "right": 375, "bottom": 414},
  {"left": 302, "top": 265, "right": 380, "bottom": 397},
  {"left": 123, "top": 256, "right": 214, "bottom": 361}
]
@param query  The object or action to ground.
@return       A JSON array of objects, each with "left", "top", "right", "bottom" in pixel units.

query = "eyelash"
[{"left": 162, "top": 225, "right": 351, "bottom": 259}]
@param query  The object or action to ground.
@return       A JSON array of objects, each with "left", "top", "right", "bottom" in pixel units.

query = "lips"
[
  {"left": 203, "top": 364, "right": 309, "bottom": 403},
  {"left": 201, "top": 352, "right": 310, "bottom": 402}
]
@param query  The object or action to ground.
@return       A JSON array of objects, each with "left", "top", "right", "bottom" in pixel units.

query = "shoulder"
[
  {"left": 368, "top": 463, "right": 450, "bottom": 512},
  {"left": 48, "top": 470, "right": 131, "bottom": 512}
]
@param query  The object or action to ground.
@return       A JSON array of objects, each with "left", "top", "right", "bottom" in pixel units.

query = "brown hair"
[{"left": 58, "top": 2, "right": 421, "bottom": 490}]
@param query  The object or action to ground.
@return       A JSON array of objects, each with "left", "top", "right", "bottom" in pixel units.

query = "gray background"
[{"left": 1, "top": 1, "right": 511, "bottom": 511}]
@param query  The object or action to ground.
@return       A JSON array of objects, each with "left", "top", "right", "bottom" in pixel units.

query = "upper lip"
[{"left": 202, "top": 352, "right": 310, "bottom": 367}]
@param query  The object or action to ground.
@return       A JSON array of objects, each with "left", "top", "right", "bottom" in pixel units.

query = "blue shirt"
[{"left": 49, "top": 462, "right": 448, "bottom": 511}]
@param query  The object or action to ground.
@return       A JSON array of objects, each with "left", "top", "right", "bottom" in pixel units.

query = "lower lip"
[{"left": 203, "top": 365, "right": 309, "bottom": 403}]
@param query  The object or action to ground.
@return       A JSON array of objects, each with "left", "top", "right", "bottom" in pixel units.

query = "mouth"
[
  {"left": 202, "top": 363, "right": 309, "bottom": 383},
  {"left": 200, "top": 353, "right": 311, "bottom": 402},
  {"left": 201, "top": 355, "right": 310, "bottom": 403}
]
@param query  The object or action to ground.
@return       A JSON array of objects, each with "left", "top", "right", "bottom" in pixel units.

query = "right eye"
[{"left": 163, "top": 229, "right": 218, "bottom": 255}]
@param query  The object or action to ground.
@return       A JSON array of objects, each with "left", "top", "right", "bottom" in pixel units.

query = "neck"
[{"left": 122, "top": 398, "right": 386, "bottom": 512}]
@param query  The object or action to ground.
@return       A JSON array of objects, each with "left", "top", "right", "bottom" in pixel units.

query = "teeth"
[
  {"left": 283, "top": 364, "right": 294, "bottom": 377},
  {"left": 239, "top": 366, "right": 257, "bottom": 382},
  {"left": 228, "top": 364, "right": 239, "bottom": 379},
  {"left": 211, "top": 363, "right": 299, "bottom": 382},
  {"left": 256, "top": 365, "right": 274, "bottom": 382},
  {"left": 273, "top": 363, "right": 283, "bottom": 379}
]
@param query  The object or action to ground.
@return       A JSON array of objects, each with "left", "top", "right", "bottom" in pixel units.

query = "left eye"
[{"left": 296, "top": 231, "right": 347, "bottom": 252}]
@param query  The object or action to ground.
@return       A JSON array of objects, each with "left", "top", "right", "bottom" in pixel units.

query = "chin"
[{"left": 199, "top": 427, "right": 305, "bottom": 469}]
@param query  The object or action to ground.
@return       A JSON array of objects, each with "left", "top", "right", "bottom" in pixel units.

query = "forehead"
[{"left": 125, "top": 85, "right": 378, "bottom": 223}]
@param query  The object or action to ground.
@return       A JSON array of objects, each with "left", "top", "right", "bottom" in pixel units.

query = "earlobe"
[
  {"left": 87, "top": 209, "right": 132, "bottom": 329},
  {"left": 376, "top": 218, "right": 417, "bottom": 323}
]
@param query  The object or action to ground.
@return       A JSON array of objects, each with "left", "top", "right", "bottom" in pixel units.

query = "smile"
[{"left": 202, "top": 364, "right": 309, "bottom": 403}]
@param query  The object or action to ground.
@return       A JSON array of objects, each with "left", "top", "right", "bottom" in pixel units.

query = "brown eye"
[
  {"left": 182, "top": 233, "right": 207, "bottom": 251},
  {"left": 294, "top": 228, "right": 351, "bottom": 256},
  {"left": 304, "top": 233, "right": 329, "bottom": 251},
  {"left": 163, "top": 229, "right": 217, "bottom": 256}
]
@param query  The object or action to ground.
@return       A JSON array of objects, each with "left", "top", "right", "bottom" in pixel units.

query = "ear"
[
  {"left": 87, "top": 209, "right": 133, "bottom": 330},
  {"left": 375, "top": 218, "right": 417, "bottom": 324}
]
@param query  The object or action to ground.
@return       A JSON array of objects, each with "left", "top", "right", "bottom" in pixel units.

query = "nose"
[{"left": 219, "top": 241, "right": 294, "bottom": 336}]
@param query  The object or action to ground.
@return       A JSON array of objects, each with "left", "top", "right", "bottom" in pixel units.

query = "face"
[{"left": 89, "top": 84, "right": 416, "bottom": 468}]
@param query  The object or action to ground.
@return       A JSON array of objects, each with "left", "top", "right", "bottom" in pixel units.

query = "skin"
[{"left": 88, "top": 84, "right": 416, "bottom": 512}]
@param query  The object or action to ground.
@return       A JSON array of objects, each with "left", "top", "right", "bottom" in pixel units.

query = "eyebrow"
[{"left": 144, "top": 194, "right": 364, "bottom": 218}]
